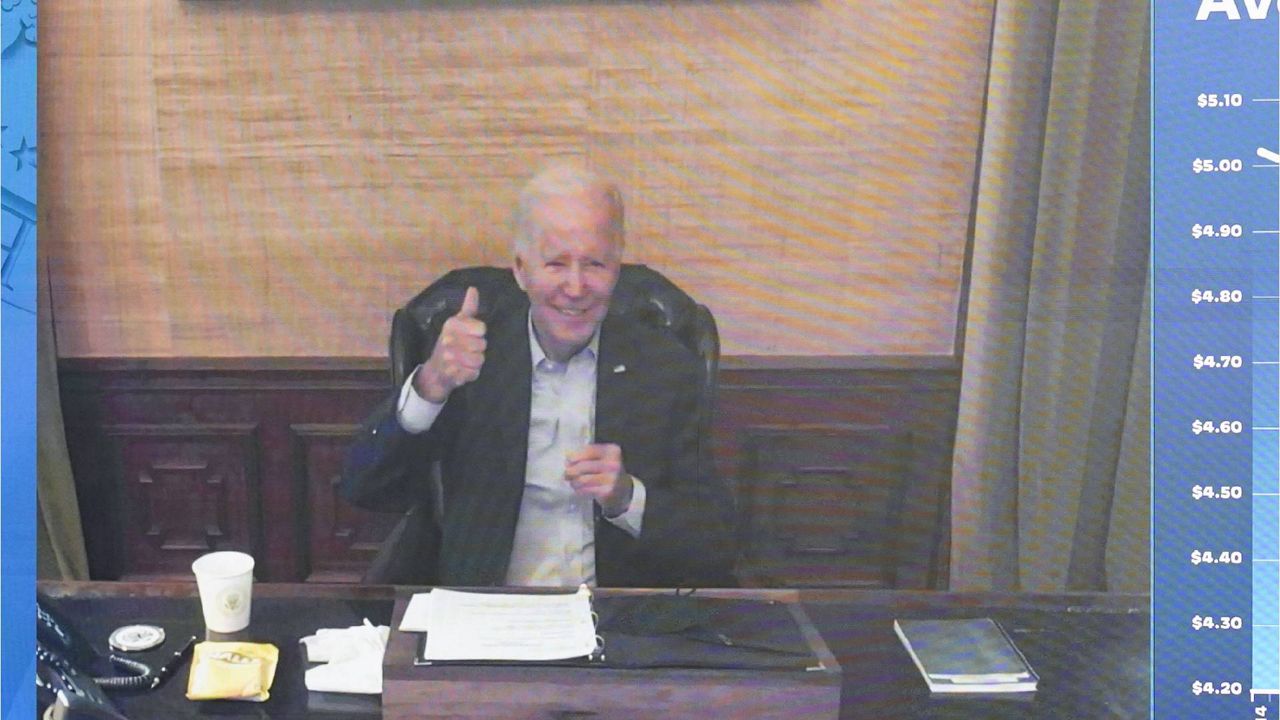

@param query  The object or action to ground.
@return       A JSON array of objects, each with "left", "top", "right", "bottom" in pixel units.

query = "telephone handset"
[
  {"left": 36, "top": 641, "right": 129, "bottom": 720},
  {"left": 36, "top": 596, "right": 151, "bottom": 720}
]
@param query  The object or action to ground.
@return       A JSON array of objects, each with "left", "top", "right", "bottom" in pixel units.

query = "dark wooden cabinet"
[
  {"left": 60, "top": 359, "right": 394, "bottom": 584},
  {"left": 736, "top": 425, "right": 913, "bottom": 588},
  {"left": 59, "top": 357, "right": 957, "bottom": 588},
  {"left": 291, "top": 422, "right": 402, "bottom": 583},
  {"left": 107, "top": 422, "right": 263, "bottom": 579}
]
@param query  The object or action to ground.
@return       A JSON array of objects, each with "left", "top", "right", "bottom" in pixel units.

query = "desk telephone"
[{"left": 36, "top": 596, "right": 157, "bottom": 720}]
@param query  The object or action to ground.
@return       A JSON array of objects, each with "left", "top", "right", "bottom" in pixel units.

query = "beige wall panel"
[
  {"left": 43, "top": 0, "right": 994, "bottom": 358},
  {"left": 41, "top": 0, "right": 174, "bottom": 357}
]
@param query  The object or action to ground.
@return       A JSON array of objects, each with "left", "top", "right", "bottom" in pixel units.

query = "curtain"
[
  {"left": 950, "top": 0, "right": 1150, "bottom": 593},
  {"left": 37, "top": 253, "right": 89, "bottom": 580}
]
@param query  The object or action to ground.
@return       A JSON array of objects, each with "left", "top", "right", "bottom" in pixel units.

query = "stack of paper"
[{"left": 400, "top": 587, "right": 599, "bottom": 664}]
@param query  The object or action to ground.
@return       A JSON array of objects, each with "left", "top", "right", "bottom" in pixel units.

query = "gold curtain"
[
  {"left": 37, "top": 251, "right": 89, "bottom": 580},
  {"left": 950, "top": 0, "right": 1150, "bottom": 593}
]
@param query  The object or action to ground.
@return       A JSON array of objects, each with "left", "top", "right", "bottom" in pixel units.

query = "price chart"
[{"left": 1154, "top": 4, "right": 1279, "bottom": 719}]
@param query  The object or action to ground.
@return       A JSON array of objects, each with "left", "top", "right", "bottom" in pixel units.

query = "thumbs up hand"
[{"left": 414, "top": 286, "right": 487, "bottom": 403}]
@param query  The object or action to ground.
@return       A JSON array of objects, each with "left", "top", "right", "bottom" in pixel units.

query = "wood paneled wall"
[
  {"left": 41, "top": 0, "right": 994, "bottom": 359},
  {"left": 59, "top": 358, "right": 958, "bottom": 588}
]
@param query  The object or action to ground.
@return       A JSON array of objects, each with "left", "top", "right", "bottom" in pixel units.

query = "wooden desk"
[{"left": 37, "top": 582, "right": 1148, "bottom": 720}]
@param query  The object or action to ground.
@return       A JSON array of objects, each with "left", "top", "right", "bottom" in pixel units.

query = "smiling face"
[{"left": 514, "top": 189, "right": 623, "bottom": 363}]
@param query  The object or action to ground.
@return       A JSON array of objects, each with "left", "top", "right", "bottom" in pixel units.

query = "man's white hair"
[{"left": 514, "top": 163, "right": 625, "bottom": 258}]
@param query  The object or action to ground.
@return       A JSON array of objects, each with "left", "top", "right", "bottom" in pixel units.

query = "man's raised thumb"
[{"left": 457, "top": 286, "right": 480, "bottom": 318}]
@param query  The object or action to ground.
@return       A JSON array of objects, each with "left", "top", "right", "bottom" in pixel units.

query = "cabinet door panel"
[{"left": 739, "top": 425, "right": 910, "bottom": 588}]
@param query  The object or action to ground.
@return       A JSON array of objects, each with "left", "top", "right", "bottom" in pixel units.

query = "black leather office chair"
[{"left": 362, "top": 264, "right": 720, "bottom": 584}]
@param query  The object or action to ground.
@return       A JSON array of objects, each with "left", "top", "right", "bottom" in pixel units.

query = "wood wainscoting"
[{"left": 58, "top": 357, "right": 959, "bottom": 589}]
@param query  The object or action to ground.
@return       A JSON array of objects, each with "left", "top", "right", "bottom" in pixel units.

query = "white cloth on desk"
[{"left": 300, "top": 620, "right": 389, "bottom": 694}]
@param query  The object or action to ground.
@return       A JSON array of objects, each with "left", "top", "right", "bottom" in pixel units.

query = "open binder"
[
  {"left": 413, "top": 587, "right": 603, "bottom": 666},
  {"left": 385, "top": 589, "right": 844, "bottom": 720},
  {"left": 410, "top": 588, "right": 819, "bottom": 671}
]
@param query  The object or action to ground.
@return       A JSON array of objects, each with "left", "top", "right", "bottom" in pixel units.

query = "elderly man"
[{"left": 340, "top": 164, "right": 736, "bottom": 588}]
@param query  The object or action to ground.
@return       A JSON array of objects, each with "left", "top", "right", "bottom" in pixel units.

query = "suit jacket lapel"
[
  {"left": 595, "top": 314, "right": 637, "bottom": 454},
  {"left": 595, "top": 315, "right": 652, "bottom": 585},
  {"left": 489, "top": 306, "right": 533, "bottom": 495},
  {"left": 449, "top": 300, "right": 532, "bottom": 584}
]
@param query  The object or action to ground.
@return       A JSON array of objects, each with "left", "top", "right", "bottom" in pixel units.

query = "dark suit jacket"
[{"left": 340, "top": 297, "right": 737, "bottom": 587}]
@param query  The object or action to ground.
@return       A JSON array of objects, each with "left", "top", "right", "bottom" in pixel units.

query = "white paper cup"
[{"left": 192, "top": 551, "right": 255, "bottom": 633}]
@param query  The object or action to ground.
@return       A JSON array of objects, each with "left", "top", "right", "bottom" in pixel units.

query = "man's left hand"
[{"left": 565, "top": 443, "right": 633, "bottom": 517}]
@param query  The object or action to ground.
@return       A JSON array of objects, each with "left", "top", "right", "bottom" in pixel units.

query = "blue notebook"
[{"left": 893, "top": 618, "right": 1038, "bottom": 693}]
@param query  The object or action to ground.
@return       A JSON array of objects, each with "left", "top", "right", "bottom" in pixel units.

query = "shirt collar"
[{"left": 527, "top": 311, "right": 600, "bottom": 369}]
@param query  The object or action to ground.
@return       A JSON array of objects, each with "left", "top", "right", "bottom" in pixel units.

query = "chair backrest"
[{"left": 389, "top": 264, "right": 720, "bottom": 435}]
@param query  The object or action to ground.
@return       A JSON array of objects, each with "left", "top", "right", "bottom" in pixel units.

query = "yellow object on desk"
[{"left": 186, "top": 641, "right": 279, "bottom": 702}]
